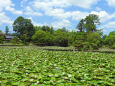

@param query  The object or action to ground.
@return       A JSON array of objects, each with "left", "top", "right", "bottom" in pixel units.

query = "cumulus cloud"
[
  {"left": 0, "top": 0, "right": 13, "bottom": 11},
  {"left": 21, "top": 0, "right": 28, "bottom": 7},
  {"left": 0, "top": 12, "right": 12, "bottom": 25},
  {"left": 91, "top": 11, "right": 115, "bottom": 23},
  {"left": 32, "top": 0, "right": 99, "bottom": 9},
  {"left": 101, "top": 22, "right": 115, "bottom": 29},
  {"left": 51, "top": 19, "right": 71, "bottom": 28},
  {"left": 99, "top": 22, "right": 115, "bottom": 34},
  {"left": 0, "top": 0, "right": 23, "bottom": 15},
  {"left": 106, "top": 0, "right": 115, "bottom": 7},
  {"left": 24, "top": 6, "right": 42, "bottom": 16},
  {"left": 6, "top": 6, "right": 23, "bottom": 15}
]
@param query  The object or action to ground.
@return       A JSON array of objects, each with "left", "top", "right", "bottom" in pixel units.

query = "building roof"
[{"left": 5, "top": 35, "right": 14, "bottom": 39}]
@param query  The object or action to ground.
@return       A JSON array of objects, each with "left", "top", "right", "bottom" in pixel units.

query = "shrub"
[
  {"left": 10, "top": 37, "right": 22, "bottom": 44},
  {"left": 74, "top": 32, "right": 102, "bottom": 51},
  {"left": 32, "top": 30, "right": 54, "bottom": 46}
]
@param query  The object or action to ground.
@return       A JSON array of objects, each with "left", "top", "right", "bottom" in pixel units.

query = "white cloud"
[
  {"left": 101, "top": 22, "right": 115, "bottom": 29},
  {"left": 95, "top": 7, "right": 102, "bottom": 11},
  {"left": 99, "top": 22, "right": 115, "bottom": 34},
  {"left": 0, "top": 0, "right": 13, "bottom": 11},
  {"left": 30, "top": 0, "right": 100, "bottom": 21},
  {"left": 106, "top": 0, "right": 115, "bottom": 7},
  {"left": 25, "top": 6, "right": 42, "bottom": 16},
  {"left": 6, "top": 6, "right": 23, "bottom": 15},
  {"left": 51, "top": 19, "right": 71, "bottom": 28},
  {"left": 27, "top": 17, "right": 48, "bottom": 26},
  {"left": 32, "top": 0, "right": 99, "bottom": 9},
  {"left": 45, "top": 8, "right": 71, "bottom": 19},
  {"left": 0, "top": 12, "right": 12, "bottom": 25},
  {"left": 91, "top": 11, "right": 115, "bottom": 23},
  {"left": 71, "top": 11, "right": 89, "bottom": 20},
  {"left": 21, "top": 0, "right": 28, "bottom": 7},
  {"left": 70, "top": 0, "right": 99, "bottom": 8},
  {"left": 0, "top": 0, "right": 23, "bottom": 15}
]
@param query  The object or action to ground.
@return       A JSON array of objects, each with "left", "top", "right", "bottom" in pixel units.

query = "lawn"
[{"left": 0, "top": 46, "right": 115, "bottom": 86}]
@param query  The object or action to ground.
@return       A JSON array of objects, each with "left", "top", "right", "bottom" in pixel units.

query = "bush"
[
  {"left": 54, "top": 30, "right": 69, "bottom": 47},
  {"left": 111, "top": 43, "right": 115, "bottom": 49},
  {"left": 32, "top": 30, "right": 54, "bottom": 46},
  {"left": 0, "top": 31, "right": 5, "bottom": 43},
  {"left": 10, "top": 37, "right": 22, "bottom": 44},
  {"left": 0, "top": 35, "right": 5, "bottom": 43},
  {"left": 74, "top": 32, "right": 102, "bottom": 51},
  {"left": 105, "top": 31, "right": 115, "bottom": 48}
]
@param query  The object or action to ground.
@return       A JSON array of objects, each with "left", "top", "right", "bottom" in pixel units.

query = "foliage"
[
  {"left": 13, "top": 16, "right": 34, "bottom": 44},
  {"left": 112, "top": 43, "right": 115, "bottom": 49},
  {"left": 32, "top": 30, "right": 54, "bottom": 46},
  {"left": 75, "top": 14, "right": 102, "bottom": 51},
  {"left": 34, "top": 26, "right": 54, "bottom": 34},
  {"left": 0, "top": 30, "right": 5, "bottom": 43},
  {"left": 74, "top": 32, "right": 102, "bottom": 51},
  {"left": 77, "top": 19, "right": 85, "bottom": 32},
  {"left": 68, "top": 31, "right": 77, "bottom": 46},
  {"left": 105, "top": 31, "right": 115, "bottom": 48},
  {"left": 74, "top": 32, "right": 87, "bottom": 51},
  {"left": 0, "top": 46, "right": 114, "bottom": 85},
  {"left": 10, "top": 37, "right": 22, "bottom": 44},
  {"left": 54, "top": 29, "right": 69, "bottom": 47},
  {"left": 5, "top": 26, "right": 9, "bottom": 35},
  {"left": 84, "top": 14, "right": 100, "bottom": 32},
  {"left": 77, "top": 14, "right": 100, "bottom": 32}
]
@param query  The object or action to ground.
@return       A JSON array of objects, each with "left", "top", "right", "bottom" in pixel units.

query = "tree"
[
  {"left": 41, "top": 26, "right": 54, "bottom": 34},
  {"left": 74, "top": 32, "right": 87, "bottom": 51},
  {"left": 84, "top": 14, "right": 100, "bottom": 32},
  {"left": 68, "top": 31, "right": 77, "bottom": 46},
  {"left": 13, "top": 16, "right": 34, "bottom": 44},
  {"left": 105, "top": 31, "right": 115, "bottom": 48},
  {"left": 74, "top": 32, "right": 102, "bottom": 51},
  {"left": 77, "top": 19, "right": 85, "bottom": 32},
  {"left": 75, "top": 14, "right": 101, "bottom": 51},
  {"left": 54, "top": 28, "right": 69, "bottom": 47},
  {"left": 5, "top": 26, "right": 9, "bottom": 35},
  {"left": 32, "top": 30, "right": 54, "bottom": 46},
  {"left": 0, "top": 30, "right": 5, "bottom": 43},
  {"left": 77, "top": 14, "right": 100, "bottom": 33}
]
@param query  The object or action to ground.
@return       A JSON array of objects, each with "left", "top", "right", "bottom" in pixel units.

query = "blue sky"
[{"left": 0, "top": 0, "right": 115, "bottom": 34}]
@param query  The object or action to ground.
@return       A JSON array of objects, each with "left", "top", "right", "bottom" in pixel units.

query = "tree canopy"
[{"left": 13, "top": 16, "right": 34, "bottom": 44}]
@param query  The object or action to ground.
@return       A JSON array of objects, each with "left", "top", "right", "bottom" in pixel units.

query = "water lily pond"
[{"left": 0, "top": 46, "right": 115, "bottom": 86}]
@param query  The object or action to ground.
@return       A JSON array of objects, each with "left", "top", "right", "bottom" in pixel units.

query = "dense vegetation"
[
  {"left": 0, "top": 14, "right": 115, "bottom": 50},
  {"left": 0, "top": 46, "right": 114, "bottom": 85}
]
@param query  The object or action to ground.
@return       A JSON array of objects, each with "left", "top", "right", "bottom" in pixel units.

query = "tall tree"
[
  {"left": 77, "top": 19, "right": 85, "bottom": 32},
  {"left": 84, "top": 14, "right": 100, "bottom": 32},
  {"left": 13, "top": 16, "right": 34, "bottom": 43},
  {"left": 5, "top": 26, "right": 9, "bottom": 35}
]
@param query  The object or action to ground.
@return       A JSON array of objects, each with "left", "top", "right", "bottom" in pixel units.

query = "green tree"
[
  {"left": 32, "top": 30, "right": 54, "bottom": 46},
  {"left": 105, "top": 31, "right": 115, "bottom": 48},
  {"left": 41, "top": 26, "right": 54, "bottom": 34},
  {"left": 13, "top": 16, "right": 34, "bottom": 44},
  {"left": 74, "top": 32, "right": 87, "bottom": 51},
  {"left": 74, "top": 32, "right": 102, "bottom": 51},
  {"left": 5, "top": 26, "right": 9, "bottom": 35},
  {"left": 75, "top": 14, "right": 101, "bottom": 51},
  {"left": 84, "top": 14, "right": 100, "bottom": 32},
  {"left": 68, "top": 31, "right": 77, "bottom": 46},
  {"left": 77, "top": 19, "right": 85, "bottom": 32},
  {"left": 54, "top": 29, "right": 69, "bottom": 47},
  {"left": 0, "top": 30, "right": 5, "bottom": 43}
]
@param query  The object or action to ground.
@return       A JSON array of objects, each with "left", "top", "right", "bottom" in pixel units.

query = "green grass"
[{"left": 0, "top": 46, "right": 115, "bottom": 86}]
